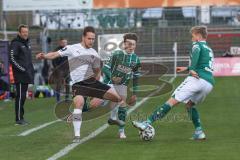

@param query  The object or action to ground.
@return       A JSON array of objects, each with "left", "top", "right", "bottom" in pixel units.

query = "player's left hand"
[
  {"left": 127, "top": 95, "right": 137, "bottom": 106},
  {"left": 189, "top": 70, "right": 199, "bottom": 79}
]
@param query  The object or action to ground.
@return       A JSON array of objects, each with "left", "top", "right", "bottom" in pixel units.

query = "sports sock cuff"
[
  {"left": 165, "top": 103, "right": 172, "bottom": 108},
  {"left": 73, "top": 109, "right": 82, "bottom": 114}
]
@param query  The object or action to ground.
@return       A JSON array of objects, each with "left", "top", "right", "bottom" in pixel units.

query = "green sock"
[
  {"left": 118, "top": 107, "right": 127, "bottom": 129},
  {"left": 187, "top": 107, "right": 202, "bottom": 130},
  {"left": 147, "top": 103, "right": 172, "bottom": 124},
  {"left": 82, "top": 97, "right": 89, "bottom": 112}
]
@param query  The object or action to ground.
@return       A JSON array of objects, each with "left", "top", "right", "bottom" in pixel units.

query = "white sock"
[
  {"left": 110, "top": 106, "right": 118, "bottom": 120},
  {"left": 73, "top": 109, "right": 82, "bottom": 137}
]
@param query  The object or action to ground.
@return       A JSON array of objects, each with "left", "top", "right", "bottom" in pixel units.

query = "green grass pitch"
[{"left": 0, "top": 77, "right": 239, "bottom": 160}]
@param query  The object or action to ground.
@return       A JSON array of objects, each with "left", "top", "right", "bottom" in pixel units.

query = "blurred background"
[{"left": 0, "top": 0, "right": 240, "bottom": 100}]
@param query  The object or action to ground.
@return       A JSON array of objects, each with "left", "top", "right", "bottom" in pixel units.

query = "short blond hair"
[{"left": 190, "top": 25, "right": 208, "bottom": 39}]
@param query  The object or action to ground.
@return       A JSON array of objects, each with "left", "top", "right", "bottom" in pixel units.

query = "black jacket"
[
  {"left": 52, "top": 46, "right": 70, "bottom": 76},
  {"left": 52, "top": 46, "right": 69, "bottom": 68},
  {"left": 9, "top": 35, "right": 34, "bottom": 84}
]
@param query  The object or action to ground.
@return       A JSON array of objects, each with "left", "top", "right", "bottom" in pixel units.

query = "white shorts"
[
  {"left": 108, "top": 84, "right": 127, "bottom": 98},
  {"left": 172, "top": 76, "right": 213, "bottom": 104}
]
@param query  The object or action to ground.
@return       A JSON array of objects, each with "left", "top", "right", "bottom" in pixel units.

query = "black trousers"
[{"left": 15, "top": 83, "right": 28, "bottom": 121}]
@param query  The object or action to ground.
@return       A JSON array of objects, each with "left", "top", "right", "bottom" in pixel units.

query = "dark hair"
[
  {"left": 59, "top": 37, "right": 67, "bottom": 41},
  {"left": 190, "top": 25, "right": 208, "bottom": 39},
  {"left": 83, "top": 26, "right": 95, "bottom": 36},
  {"left": 123, "top": 33, "right": 138, "bottom": 42},
  {"left": 18, "top": 24, "right": 28, "bottom": 32}
]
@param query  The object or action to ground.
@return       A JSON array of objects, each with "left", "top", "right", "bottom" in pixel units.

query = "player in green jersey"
[
  {"left": 132, "top": 25, "right": 214, "bottom": 140},
  {"left": 91, "top": 33, "right": 141, "bottom": 139}
]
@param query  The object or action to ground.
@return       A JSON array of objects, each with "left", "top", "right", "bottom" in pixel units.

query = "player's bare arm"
[
  {"left": 36, "top": 51, "right": 60, "bottom": 60},
  {"left": 93, "top": 68, "right": 101, "bottom": 80}
]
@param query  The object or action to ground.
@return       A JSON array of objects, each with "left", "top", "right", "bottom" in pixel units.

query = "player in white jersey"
[{"left": 36, "top": 26, "right": 124, "bottom": 142}]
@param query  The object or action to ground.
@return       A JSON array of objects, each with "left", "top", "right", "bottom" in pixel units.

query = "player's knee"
[
  {"left": 73, "top": 96, "right": 84, "bottom": 108},
  {"left": 186, "top": 100, "right": 195, "bottom": 108},
  {"left": 90, "top": 98, "right": 103, "bottom": 108}
]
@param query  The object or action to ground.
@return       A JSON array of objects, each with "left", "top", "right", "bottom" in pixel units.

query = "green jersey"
[
  {"left": 188, "top": 41, "right": 215, "bottom": 85},
  {"left": 102, "top": 50, "right": 141, "bottom": 87}
]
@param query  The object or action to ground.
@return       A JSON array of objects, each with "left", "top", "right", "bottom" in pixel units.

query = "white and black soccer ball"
[{"left": 139, "top": 125, "right": 155, "bottom": 141}]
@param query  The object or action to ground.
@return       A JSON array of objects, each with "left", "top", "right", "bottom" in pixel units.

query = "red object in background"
[
  {"left": 213, "top": 57, "right": 240, "bottom": 76},
  {"left": 27, "top": 91, "right": 34, "bottom": 99},
  {"left": 0, "top": 92, "right": 7, "bottom": 100},
  {"left": 9, "top": 64, "right": 14, "bottom": 84}
]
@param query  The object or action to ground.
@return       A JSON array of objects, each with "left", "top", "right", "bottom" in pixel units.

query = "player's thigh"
[
  {"left": 104, "top": 87, "right": 122, "bottom": 102},
  {"left": 172, "top": 76, "right": 200, "bottom": 103},
  {"left": 72, "top": 78, "right": 111, "bottom": 99},
  {"left": 191, "top": 80, "right": 213, "bottom": 104}
]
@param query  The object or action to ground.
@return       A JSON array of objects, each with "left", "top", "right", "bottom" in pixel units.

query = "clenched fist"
[
  {"left": 36, "top": 53, "right": 45, "bottom": 60},
  {"left": 112, "top": 76, "right": 122, "bottom": 84}
]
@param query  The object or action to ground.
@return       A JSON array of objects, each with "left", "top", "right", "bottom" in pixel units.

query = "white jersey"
[{"left": 58, "top": 43, "right": 101, "bottom": 84}]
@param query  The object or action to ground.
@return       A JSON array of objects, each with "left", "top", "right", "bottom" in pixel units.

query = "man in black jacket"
[{"left": 10, "top": 24, "right": 34, "bottom": 125}]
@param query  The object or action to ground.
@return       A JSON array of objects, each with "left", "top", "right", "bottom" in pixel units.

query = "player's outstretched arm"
[
  {"left": 36, "top": 51, "right": 60, "bottom": 60},
  {"left": 176, "top": 66, "right": 199, "bottom": 78}
]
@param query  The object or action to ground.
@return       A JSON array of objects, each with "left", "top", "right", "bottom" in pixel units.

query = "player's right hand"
[
  {"left": 176, "top": 67, "right": 187, "bottom": 73},
  {"left": 36, "top": 53, "right": 45, "bottom": 60}
]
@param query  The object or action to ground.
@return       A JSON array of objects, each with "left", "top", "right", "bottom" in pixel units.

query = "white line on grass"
[
  {"left": 47, "top": 77, "right": 175, "bottom": 160},
  {"left": 18, "top": 119, "right": 61, "bottom": 136}
]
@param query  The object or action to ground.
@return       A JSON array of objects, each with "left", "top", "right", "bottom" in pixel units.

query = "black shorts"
[{"left": 72, "top": 77, "right": 111, "bottom": 99}]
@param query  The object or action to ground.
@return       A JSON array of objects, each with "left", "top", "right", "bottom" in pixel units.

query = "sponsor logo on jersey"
[{"left": 116, "top": 64, "right": 131, "bottom": 74}]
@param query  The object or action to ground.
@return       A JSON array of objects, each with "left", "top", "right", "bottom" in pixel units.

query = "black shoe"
[
  {"left": 107, "top": 118, "right": 125, "bottom": 127},
  {"left": 72, "top": 136, "right": 81, "bottom": 143},
  {"left": 15, "top": 119, "right": 29, "bottom": 126}
]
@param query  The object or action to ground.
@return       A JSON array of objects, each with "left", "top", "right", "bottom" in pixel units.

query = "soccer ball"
[{"left": 139, "top": 124, "right": 155, "bottom": 141}]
